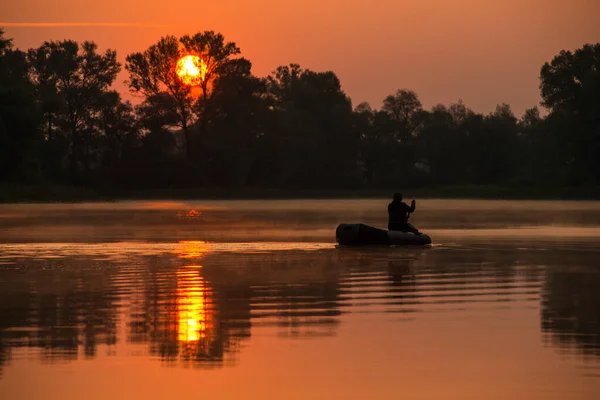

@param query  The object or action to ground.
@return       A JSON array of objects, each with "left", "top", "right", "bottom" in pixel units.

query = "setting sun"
[{"left": 176, "top": 55, "right": 207, "bottom": 86}]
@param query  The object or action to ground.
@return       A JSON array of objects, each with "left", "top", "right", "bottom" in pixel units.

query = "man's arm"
[
  {"left": 399, "top": 202, "right": 413, "bottom": 214},
  {"left": 409, "top": 199, "right": 416, "bottom": 213}
]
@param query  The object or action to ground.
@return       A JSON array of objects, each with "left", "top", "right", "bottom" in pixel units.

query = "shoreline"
[{"left": 2, "top": 184, "right": 600, "bottom": 203}]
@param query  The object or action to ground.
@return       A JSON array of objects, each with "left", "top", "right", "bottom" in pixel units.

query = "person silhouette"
[{"left": 387, "top": 193, "right": 421, "bottom": 234}]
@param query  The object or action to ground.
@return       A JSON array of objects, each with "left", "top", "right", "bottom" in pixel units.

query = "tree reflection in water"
[
  {"left": 0, "top": 245, "right": 599, "bottom": 375},
  {"left": 541, "top": 266, "right": 600, "bottom": 359}
]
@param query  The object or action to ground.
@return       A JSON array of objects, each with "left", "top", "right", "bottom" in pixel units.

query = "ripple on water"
[{"left": 1, "top": 199, "right": 600, "bottom": 397}]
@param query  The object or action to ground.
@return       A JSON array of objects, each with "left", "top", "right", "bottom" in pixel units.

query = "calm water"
[{"left": 0, "top": 199, "right": 599, "bottom": 399}]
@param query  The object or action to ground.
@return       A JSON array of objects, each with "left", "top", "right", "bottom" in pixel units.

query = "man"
[{"left": 388, "top": 193, "right": 421, "bottom": 234}]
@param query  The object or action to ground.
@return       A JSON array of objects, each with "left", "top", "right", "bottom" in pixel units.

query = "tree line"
[{"left": 1, "top": 28, "right": 599, "bottom": 193}]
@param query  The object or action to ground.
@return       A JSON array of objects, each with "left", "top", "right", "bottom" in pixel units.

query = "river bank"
[{"left": 2, "top": 183, "right": 600, "bottom": 203}]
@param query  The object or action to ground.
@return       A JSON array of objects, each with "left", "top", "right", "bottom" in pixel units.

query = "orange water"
[{"left": 0, "top": 200, "right": 599, "bottom": 399}]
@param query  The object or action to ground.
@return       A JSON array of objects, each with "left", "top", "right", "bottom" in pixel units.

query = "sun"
[{"left": 176, "top": 55, "right": 207, "bottom": 86}]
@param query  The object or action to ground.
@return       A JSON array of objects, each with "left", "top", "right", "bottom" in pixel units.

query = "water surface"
[{"left": 0, "top": 199, "right": 599, "bottom": 399}]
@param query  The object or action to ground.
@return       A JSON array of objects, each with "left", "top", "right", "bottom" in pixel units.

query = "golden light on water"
[
  {"left": 174, "top": 243, "right": 214, "bottom": 346},
  {"left": 176, "top": 268, "right": 214, "bottom": 343},
  {"left": 176, "top": 240, "right": 208, "bottom": 259},
  {"left": 176, "top": 55, "right": 207, "bottom": 86}
]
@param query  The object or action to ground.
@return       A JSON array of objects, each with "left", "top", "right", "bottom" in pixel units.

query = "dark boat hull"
[{"left": 335, "top": 223, "right": 432, "bottom": 246}]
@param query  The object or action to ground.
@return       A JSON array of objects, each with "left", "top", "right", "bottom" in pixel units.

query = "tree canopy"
[{"left": 1, "top": 27, "right": 600, "bottom": 194}]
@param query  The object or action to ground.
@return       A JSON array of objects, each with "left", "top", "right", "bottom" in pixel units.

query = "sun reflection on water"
[
  {"left": 175, "top": 240, "right": 208, "bottom": 259},
  {"left": 176, "top": 268, "right": 213, "bottom": 343},
  {"left": 174, "top": 240, "right": 218, "bottom": 357}
]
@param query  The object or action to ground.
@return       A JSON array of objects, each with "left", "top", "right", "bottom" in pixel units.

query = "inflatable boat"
[{"left": 336, "top": 223, "right": 432, "bottom": 246}]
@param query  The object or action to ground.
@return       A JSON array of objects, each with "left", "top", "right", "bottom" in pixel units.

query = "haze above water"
[{"left": 0, "top": 199, "right": 599, "bottom": 399}]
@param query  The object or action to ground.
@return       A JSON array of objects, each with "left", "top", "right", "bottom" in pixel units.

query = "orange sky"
[{"left": 3, "top": 0, "right": 600, "bottom": 115}]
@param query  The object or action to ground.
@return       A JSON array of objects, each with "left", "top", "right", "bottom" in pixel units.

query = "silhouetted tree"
[
  {"left": 2, "top": 28, "right": 600, "bottom": 195},
  {"left": 521, "top": 106, "right": 542, "bottom": 128},
  {"left": 357, "top": 89, "right": 425, "bottom": 188},
  {"left": 418, "top": 103, "right": 465, "bottom": 185},
  {"left": 126, "top": 35, "right": 194, "bottom": 158},
  {"left": 0, "top": 29, "right": 42, "bottom": 182},
  {"left": 359, "top": 107, "right": 412, "bottom": 187},
  {"left": 541, "top": 43, "right": 600, "bottom": 120},
  {"left": 201, "top": 58, "right": 272, "bottom": 186},
  {"left": 410, "top": 101, "right": 521, "bottom": 186},
  {"left": 28, "top": 40, "right": 120, "bottom": 182},
  {"left": 382, "top": 89, "right": 423, "bottom": 142},
  {"left": 126, "top": 32, "right": 241, "bottom": 160},
  {"left": 97, "top": 93, "right": 139, "bottom": 181},
  {"left": 477, "top": 103, "right": 519, "bottom": 183},
  {"left": 540, "top": 43, "right": 600, "bottom": 183},
  {"left": 265, "top": 64, "right": 359, "bottom": 187},
  {"left": 180, "top": 31, "right": 241, "bottom": 145}
]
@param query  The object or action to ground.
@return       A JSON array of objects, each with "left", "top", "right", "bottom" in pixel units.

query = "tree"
[
  {"left": 540, "top": 43, "right": 600, "bottom": 183},
  {"left": 382, "top": 89, "right": 422, "bottom": 123},
  {"left": 520, "top": 106, "right": 542, "bottom": 129},
  {"left": 448, "top": 99, "right": 474, "bottom": 127},
  {"left": 98, "top": 93, "right": 138, "bottom": 174},
  {"left": 126, "top": 31, "right": 241, "bottom": 159},
  {"left": 126, "top": 35, "right": 194, "bottom": 158},
  {"left": 540, "top": 43, "right": 600, "bottom": 120},
  {"left": 180, "top": 31, "right": 241, "bottom": 141},
  {"left": 0, "top": 28, "right": 12, "bottom": 53},
  {"left": 382, "top": 89, "right": 423, "bottom": 141},
  {"left": 200, "top": 58, "right": 271, "bottom": 186},
  {"left": 266, "top": 64, "right": 358, "bottom": 187},
  {"left": 479, "top": 103, "right": 519, "bottom": 183},
  {"left": 515, "top": 106, "right": 544, "bottom": 185},
  {"left": 0, "top": 29, "right": 42, "bottom": 182},
  {"left": 354, "top": 102, "right": 373, "bottom": 115},
  {"left": 418, "top": 104, "right": 462, "bottom": 185},
  {"left": 357, "top": 89, "right": 424, "bottom": 187},
  {"left": 28, "top": 40, "right": 120, "bottom": 181},
  {"left": 358, "top": 109, "right": 407, "bottom": 187}
]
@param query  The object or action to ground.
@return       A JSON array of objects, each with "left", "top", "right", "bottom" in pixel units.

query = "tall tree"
[
  {"left": 180, "top": 31, "right": 241, "bottom": 143},
  {"left": 540, "top": 43, "right": 600, "bottom": 120},
  {"left": 201, "top": 58, "right": 271, "bottom": 186},
  {"left": 418, "top": 104, "right": 462, "bottom": 185},
  {"left": 381, "top": 89, "right": 423, "bottom": 142},
  {"left": 359, "top": 89, "right": 424, "bottom": 187},
  {"left": 98, "top": 93, "right": 138, "bottom": 173},
  {"left": 479, "top": 103, "right": 519, "bottom": 183},
  {"left": 126, "top": 35, "right": 194, "bottom": 158},
  {"left": 540, "top": 43, "right": 600, "bottom": 183},
  {"left": 28, "top": 40, "right": 120, "bottom": 181},
  {"left": 266, "top": 64, "right": 358, "bottom": 187},
  {"left": 126, "top": 31, "right": 241, "bottom": 158},
  {"left": 0, "top": 29, "right": 42, "bottom": 182}
]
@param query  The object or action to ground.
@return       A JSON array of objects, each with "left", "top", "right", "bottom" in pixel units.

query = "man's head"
[{"left": 393, "top": 193, "right": 403, "bottom": 201}]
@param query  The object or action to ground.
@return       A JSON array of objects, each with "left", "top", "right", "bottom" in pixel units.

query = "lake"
[{"left": 0, "top": 199, "right": 599, "bottom": 399}]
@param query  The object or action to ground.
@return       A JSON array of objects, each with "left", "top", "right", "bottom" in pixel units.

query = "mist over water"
[
  {"left": 2, "top": 199, "right": 600, "bottom": 244},
  {"left": 0, "top": 199, "right": 599, "bottom": 399}
]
